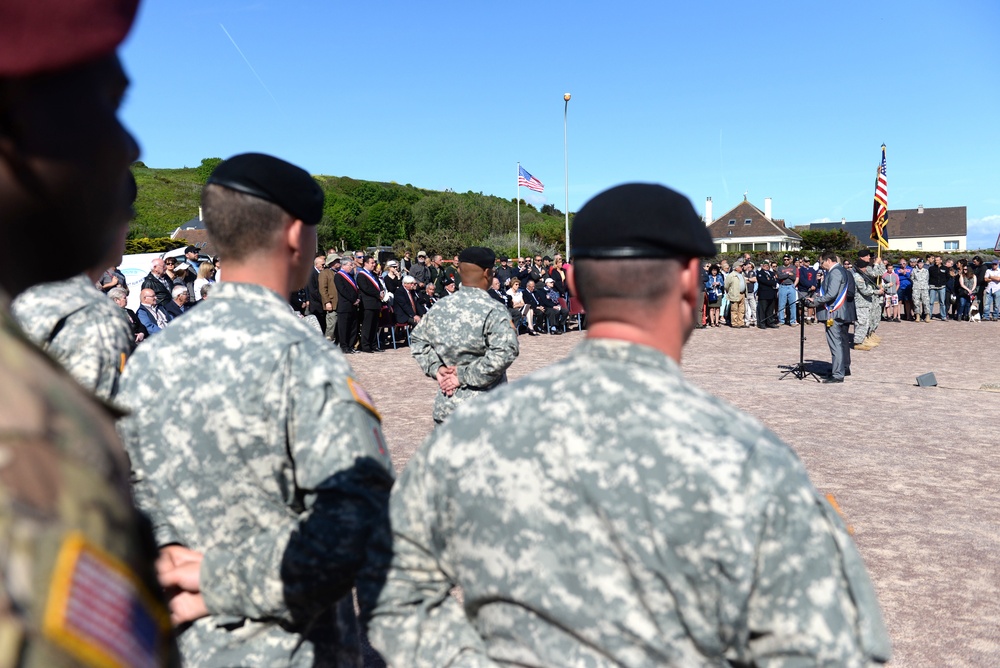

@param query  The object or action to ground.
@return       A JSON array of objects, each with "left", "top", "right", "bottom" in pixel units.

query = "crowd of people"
[
  {"left": 700, "top": 251, "right": 1000, "bottom": 332},
  {"left": 0, "top": 1, "right": 916, "bottom": 663},
  {"left": 289, "top": 249, "right": 579, "bottom": 356}
]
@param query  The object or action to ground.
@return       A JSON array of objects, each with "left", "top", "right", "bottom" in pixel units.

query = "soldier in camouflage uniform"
[
  {"left": 369, "top": 184, "right": 891, "bottom": 666},
  {"left": 0, "top": 1, "right": 178, "bottom": 665},
  {"left": 118, "top": 154, "right": 394, "bottom": 667},
  {"left": 859, "top": 249, "right": 884, "bottom": 342},
  {"left": 410, "top": 246, "right": 519, "bottom": 424},
  {"left": 852, "top": 260, "right": 880, "bottom": 351},
  {"left": 911, "top": 257, "right": 931, "bottom": 322},
  {"left": 13, "top": 273, "right": 134, "bottom": 401}
]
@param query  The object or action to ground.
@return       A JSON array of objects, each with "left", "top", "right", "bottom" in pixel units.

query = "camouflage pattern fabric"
[
  {"left": 117, "top": 281, "right": 395, "bottom": 668},
  {"left": 853, "top": 269, "right": 878, "bottom": 344},
  {"left": 370, "top": 338, "right": 892, "bottom": 667},
  {"left": 11, "top": 274, "right": 133, "bottom": 401},
  {"left": 910, "top": 266, "right": 930, "bottom": 318},
  {"left": 864, "top": 262, "right": 884, "bottom": 333},
  {"left": 410, "top": 285, "right": 519, "bottom": 423},
  {"left": 0, "top": 291, "right": 176, "bottom": 667}
]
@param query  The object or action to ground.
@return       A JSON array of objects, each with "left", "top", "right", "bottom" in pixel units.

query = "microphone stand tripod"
[{"left": 779, "top": 297, "right": 821, "bottom": 381}]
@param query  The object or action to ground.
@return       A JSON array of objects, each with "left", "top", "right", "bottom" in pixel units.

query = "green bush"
[{"left": 125, "top": 237, "right": 188, "bottom": 254}]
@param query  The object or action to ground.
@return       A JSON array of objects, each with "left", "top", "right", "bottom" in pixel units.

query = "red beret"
[{"left": 0, "top": 0, "right": 139, "bottom": 77}]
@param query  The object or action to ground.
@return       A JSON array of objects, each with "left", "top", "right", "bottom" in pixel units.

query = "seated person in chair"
[{"left": 394, "top": 275, "right": 426, "bottom": 326}]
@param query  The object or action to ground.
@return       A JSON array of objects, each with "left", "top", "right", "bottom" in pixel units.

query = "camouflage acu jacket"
[
  {"left": 370, "top": 338, "right": 891, "bottom": 667},
  {"left": 117, "top": 281, "right": 394, "bottom": 667},
  {"left": 12, "top": 274, "right": 133, "bottom": 401},
  {"left": 410, "top": 285, "right": 519, "bottom": 423}
]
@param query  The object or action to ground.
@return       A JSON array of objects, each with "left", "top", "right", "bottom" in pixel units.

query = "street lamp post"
[{"left": 563, "top": 93, "right": 571, "bottom": 261}]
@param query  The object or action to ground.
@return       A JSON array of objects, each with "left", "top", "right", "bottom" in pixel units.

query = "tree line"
[{"left": 130, "top": 159, "right": 569, "bottom": 258}]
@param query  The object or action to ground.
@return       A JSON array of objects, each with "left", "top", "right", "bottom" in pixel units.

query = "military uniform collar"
[
  {"left": 210, "top": 281, "right": 296, "bottom": 312},
  {"left": 575, "top": 338, "right": 681, "bottom": 376}
]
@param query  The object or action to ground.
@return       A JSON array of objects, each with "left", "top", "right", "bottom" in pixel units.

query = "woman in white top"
[{"left": 192, "top": 261, "right": 215, "bottom": 302}]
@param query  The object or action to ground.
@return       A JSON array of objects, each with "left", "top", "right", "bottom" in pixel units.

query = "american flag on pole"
[
  {"left": 518, "top": 166, "right": 545, "bottom": 193},
  {"left": 870, "top": 144, "right": 889, "bottom": 250}
]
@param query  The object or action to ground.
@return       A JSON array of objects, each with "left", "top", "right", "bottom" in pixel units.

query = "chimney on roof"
[
  {"left": 705, "top": 197, "right": 713, "bottom": 225},
  {"left": 764, "top": 197, "right": 772, "bottom": 220},
  {"left": 918, "top": 205, "right": 924, "bottom": 214}
]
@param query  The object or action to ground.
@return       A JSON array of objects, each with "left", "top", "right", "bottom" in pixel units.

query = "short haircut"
[
  {"left": 200, "top": 283, "right": 212, "bottom": 298},
  {"left": 573, "top": 258, "right": 679, "bottom": 306},
  {"left": 820, "top": 251, "right": 838, "bottom": 263},
  {"left": 107, "top": 287, "right": 127, "bottom": 301},
  {"left": 341, "top": 255, "right": 353, "bottom": 265},
  {"left": 171, "top": 286, "right": 187, "bottom": 298},
  {"left": 201, "top": 183, "right": 290, "bottom": 262},
  {"left": 402, "top": 275, "right": 416, "bottom": 284}
]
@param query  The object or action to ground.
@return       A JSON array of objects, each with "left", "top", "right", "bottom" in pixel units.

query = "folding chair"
[{"left": 566, "top": 297, "right": 586, "bottom": 331}]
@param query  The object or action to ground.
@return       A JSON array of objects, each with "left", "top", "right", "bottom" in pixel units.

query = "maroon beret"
[{"left": 0, "top": 0, "right": 139, "bottom": 77}]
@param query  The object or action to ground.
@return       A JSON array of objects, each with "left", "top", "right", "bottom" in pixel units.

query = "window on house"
[
  {"left": 944, "top": 240, "right": 959, "bottom": 250},
  {"left": 728, "top": 219, "right": 736, "bottom": 226},
  {"left": 916, "top": 242, "right": 923, "bottom": 250},
  {"left": 744, "top": 219, "right": 752, "bottom": 225}
]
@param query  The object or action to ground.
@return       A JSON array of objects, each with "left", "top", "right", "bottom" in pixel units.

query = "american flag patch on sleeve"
[{"left": 43, "top": 532, "right": 170, "bottom": 668}]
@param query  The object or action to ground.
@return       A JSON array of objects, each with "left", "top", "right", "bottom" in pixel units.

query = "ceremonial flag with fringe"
[{"left": 870, "top": 145, "right": 889, "bottom": 249}]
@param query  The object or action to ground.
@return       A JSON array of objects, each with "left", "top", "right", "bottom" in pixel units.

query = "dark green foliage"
[
  {"left": 194, "top": 157, "right": 223, "bottom": 184},
  {"left": 130, "top": 162, "right": 568, "bottom": 255},
  {"left": 125, "top": 237, "right": 188, "bottom": 254},
  {"left": 798, "top": 228, "right": 859, "bottom": 251}
]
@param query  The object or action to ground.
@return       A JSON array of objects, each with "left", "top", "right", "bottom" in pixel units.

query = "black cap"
[
  {"left": 185, "top": 245, "right": 198, "bottom": 254},
  {"left": 441, "top": 276, "right": 455, "bottom": 286},
  {"left": 457, "top": 246, "right": 496, "bottom": 269},
  {"left": 857, "top": 248, "right": 872, "bottom": 259},
  {"left": 207, "top": 153, "right": 324, "bottom": 226},
  {"left": 571, "top": 183, "right": 714, "bottom": 260}
]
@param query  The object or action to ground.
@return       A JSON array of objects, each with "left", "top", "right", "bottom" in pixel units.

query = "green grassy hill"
[{"left": 131, "top": 159, "right": 570, "bottom": 258}]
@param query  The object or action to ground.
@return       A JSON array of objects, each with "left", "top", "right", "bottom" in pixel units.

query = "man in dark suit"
[
  {"left": 806, "top": 251, "right": 857, "bottom": 383},
  {"left": 756, "top": 260, "right": 779, "bottom": 328},
  {"left": 356, "top": 255, "right": 385, "bottom": 353},
  {"left": 394, "top": 275, "right": 425, "bottom": 326},
  {"left": 334, "top": 255, "right": 360, "bottom": 354},
  {"left": 142, "top": 258, "right": 174, "bottom": 305},
  {"left": 417, "top": 283, "right": 436, "bottom": 309},
  {"left": 521, "top": 279, "right": 543, "bottom": 335}
]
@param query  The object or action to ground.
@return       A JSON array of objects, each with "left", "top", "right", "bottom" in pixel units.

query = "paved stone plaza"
[{"left": 348, "top": 318, "right": 1000, "bottom": 667}]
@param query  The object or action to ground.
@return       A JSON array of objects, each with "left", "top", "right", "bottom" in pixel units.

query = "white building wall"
[{"left": 889, "top": 235, "right": 967, "bottom": 252}]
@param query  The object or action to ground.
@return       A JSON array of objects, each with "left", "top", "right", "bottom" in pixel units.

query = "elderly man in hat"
[
  {"left": 409, "top": 250, "right": 431, "bottom": 289},
  {"left": 118, "top": 153, "right": 394, "bottom": 665},
  {"left": 318, "top": 252, "right": 340, "bottom": 342},
  {"left": 370, "top": 184, "right": 890, "bottom": 667},
  {"left": 409, "top": 246, "right": 519, "bottom": 424}
]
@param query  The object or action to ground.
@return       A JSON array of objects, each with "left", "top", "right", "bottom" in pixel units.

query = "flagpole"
[{"left": 516, "top": 162, "right": 521, "bottom": 260}]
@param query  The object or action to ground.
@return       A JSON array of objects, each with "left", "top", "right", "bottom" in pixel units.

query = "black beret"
[
  {"left": 571, "top": 183, "right": 715, "bottom": 260},
  {"left": 857, "top": 248, "right": 872, "bottom": 259},
  {"left": 457, "top": 246, "right": 496, "bottom": 270},
  {"left": 207, "top": 153, "right": 324, "bottom": 226}
]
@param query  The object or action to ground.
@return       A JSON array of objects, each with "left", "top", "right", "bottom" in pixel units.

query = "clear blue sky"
[{"left": 120, "top": 0, "right": 1000, "bottom": 249}]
